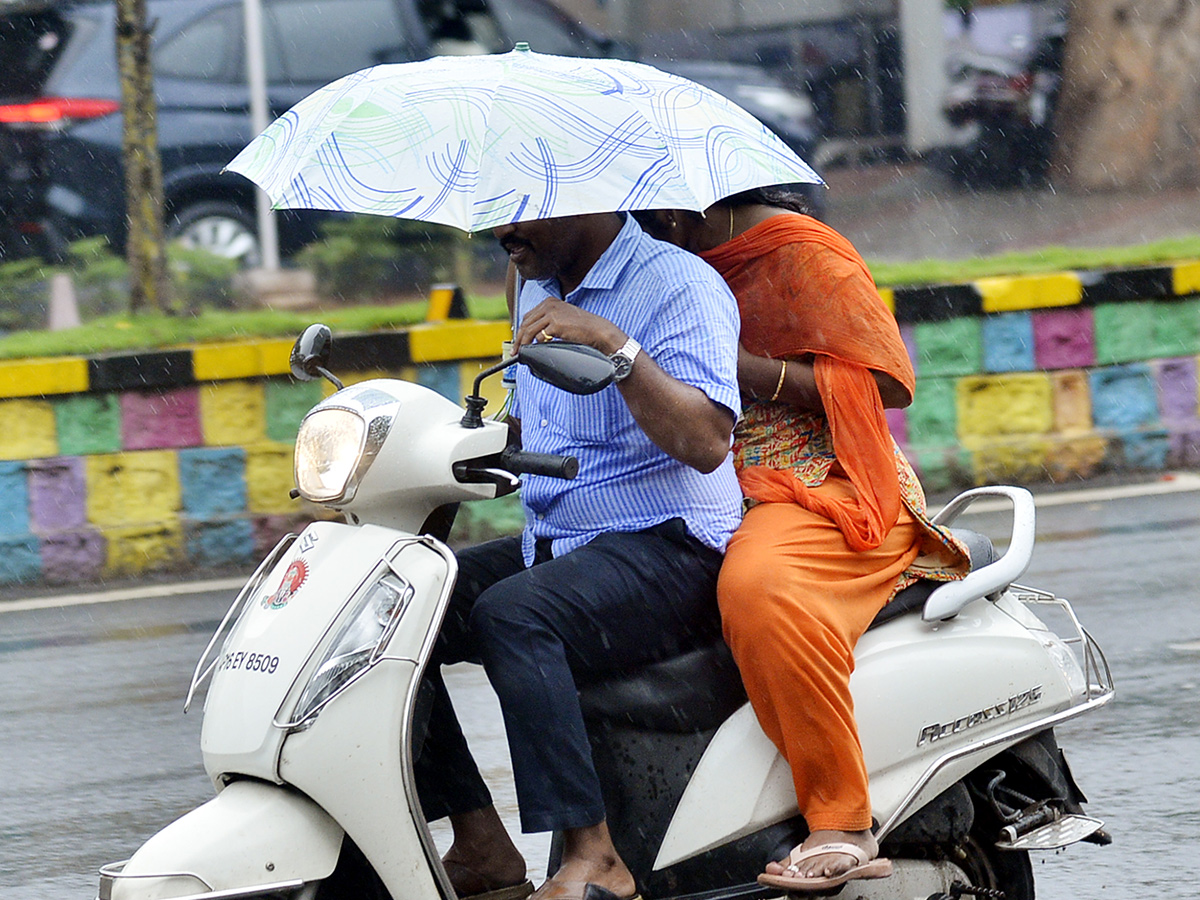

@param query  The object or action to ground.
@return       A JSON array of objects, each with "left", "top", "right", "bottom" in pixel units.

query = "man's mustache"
[{"left": 500, "top": 236, "right": 532, "bottom": 254}]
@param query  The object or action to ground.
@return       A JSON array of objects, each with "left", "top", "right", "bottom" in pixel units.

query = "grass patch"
[
  {"left": 869, "top": 235, "right": 1200, "bottom": 286},
  {"left": 0, "top": 294, "right": 509, "bottom": 360}
]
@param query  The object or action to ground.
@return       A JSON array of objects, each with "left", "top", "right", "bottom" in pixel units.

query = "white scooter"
[{"left": 99, "top": 325, "right": 1114, "bottom": 900}]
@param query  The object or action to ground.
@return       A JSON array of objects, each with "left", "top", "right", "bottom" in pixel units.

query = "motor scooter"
[
  {"left": 939, "top": 25, "right": 1064, "bottom": 189},
  {"left": 98, "top": 325, "right": 1113, "bottom": 900}
]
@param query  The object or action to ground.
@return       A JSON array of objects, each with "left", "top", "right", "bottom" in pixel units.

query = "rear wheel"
[
  {"left": 168, "top": 200, "right": 261, "bottom": 267},
  {"left": 955, "top": 827, "right": 1035, "bottom": 900}
]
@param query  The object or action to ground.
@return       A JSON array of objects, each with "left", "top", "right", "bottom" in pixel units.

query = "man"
[{"left": 414, "top": 210, "right": 743, "bottom": 900}]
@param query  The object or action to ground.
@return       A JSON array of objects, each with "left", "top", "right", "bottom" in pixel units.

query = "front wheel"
[{"left": 313, "top": 838, "right": 390, "bottom": 900}]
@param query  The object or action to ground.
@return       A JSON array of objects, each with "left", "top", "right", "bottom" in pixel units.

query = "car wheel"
[{"left": 168, "top": 201, "right": 261, "bottom": 267}]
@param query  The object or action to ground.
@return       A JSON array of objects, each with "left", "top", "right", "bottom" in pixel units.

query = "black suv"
[{"left": 0, "top": 0, "right": 602, "bottom": 264}]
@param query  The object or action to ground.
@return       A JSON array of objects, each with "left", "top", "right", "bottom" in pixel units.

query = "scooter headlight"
[
  {"left": 294, "top": 407, "right": 367, "bottom": 502},
  {"left": 291, "top": 571, "right": 414, "bottom": 724}
]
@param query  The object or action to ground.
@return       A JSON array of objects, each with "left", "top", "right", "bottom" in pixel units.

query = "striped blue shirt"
[{"left": 512, "top": 214, "right": 743, "bottom": 565}]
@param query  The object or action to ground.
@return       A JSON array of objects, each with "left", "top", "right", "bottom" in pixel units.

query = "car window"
[
  {"left": 39, "top": 8, "right": 115, "bottom": 97},
  {"left": 265, "top": 0, "right": 408, "bottom": 83},
  {"left": 156, "top": 5, "right": 241, "bottom": 81}
]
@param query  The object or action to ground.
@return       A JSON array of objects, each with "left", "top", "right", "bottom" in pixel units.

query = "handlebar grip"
[{"left": 500, "top": 447, "right": 579, "bottom": 480}]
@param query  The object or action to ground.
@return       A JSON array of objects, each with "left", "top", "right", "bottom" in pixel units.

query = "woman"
[{"left": 634, "top": 191, "right": 971, "bottom": 893}]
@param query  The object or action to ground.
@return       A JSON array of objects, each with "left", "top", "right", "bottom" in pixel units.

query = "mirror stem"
[
  {"left": 461, "top": 395, "right": 488, "bottom": 429},
  {"left": 317, "top": 367, "right": 344, "bottom": 391},
  {"left": 461, "top": 357, "right": 517, "bottom": 428}
]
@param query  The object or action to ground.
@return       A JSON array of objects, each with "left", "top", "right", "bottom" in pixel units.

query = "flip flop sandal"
[
  {"left": 756, "top": 841, "right": 893, "bottom": 893},
  {"left": 443, "top": 860, "right": 534, "bottom": 900}
]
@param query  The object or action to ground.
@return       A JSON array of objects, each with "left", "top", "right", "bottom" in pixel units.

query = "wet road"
[{"left": 2, "top": 479, "right": 1198, "bottom": 899}]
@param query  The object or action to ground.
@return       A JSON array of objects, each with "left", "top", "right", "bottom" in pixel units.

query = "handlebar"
[
  {"left": 452, "top": 447, "right": 580, "bottom": 489},
  {"left": 500, "top": 446, "right": 579, "bottom": 480}
]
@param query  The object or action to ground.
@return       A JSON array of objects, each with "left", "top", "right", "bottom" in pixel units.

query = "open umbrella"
[{"left": 225, "top": 45, "right": 822, "bottom": 233}]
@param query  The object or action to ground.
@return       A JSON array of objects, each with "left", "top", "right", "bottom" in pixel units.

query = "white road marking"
[
  {"left": 1, "top": 577, "right": 246, "bottom": 614},
  {"left": 4, "top": 473, "right": 1199, "bottom": 613},
  {"left": 952, "top": 471, "right": 1200, "bottom": 515}
]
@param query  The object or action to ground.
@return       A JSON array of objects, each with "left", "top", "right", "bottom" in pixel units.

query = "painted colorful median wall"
[
  {"left": 0, "top": 320, "right": 510, "bottom": 586},
  {"left": 0, "top": 260, "right": 1198, "bottom": 588},
  {"left": 880, "top": 260, "right": 1200, "bottom": 490}
]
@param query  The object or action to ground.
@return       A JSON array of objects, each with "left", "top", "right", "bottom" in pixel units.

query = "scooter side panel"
[
  {"left": 279, "top": 658, "right": 442, "bottom": 900},
  {"left": 109, "top": 780, "right": 342, "bottom": 900},
  {"left": 653, "top": 703, "right": 793, "bottom": 868},
  {"left": 200, "top": 521, "right": 409, "bottom": 782},
  {"left": 854, "top": 600, "right": 1080, "bottom": 827},
  {"left": 656, "top": 598, "right": 1081, "bottom": 868}
]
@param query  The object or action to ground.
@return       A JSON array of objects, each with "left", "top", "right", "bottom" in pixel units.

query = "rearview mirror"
[
  {"left": 461, "top": 341, "right": 617, "bottom": 428},
  {"left": 518, "top": 342, "right": 616, "bottom": 395},
  {"left": 290, "top": 324, "right": 343, "bottom": 390}
]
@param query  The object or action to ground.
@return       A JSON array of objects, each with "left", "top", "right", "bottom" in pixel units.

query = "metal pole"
[
  {"left": 243, "top": 0, "right": 280, "bottom": 271},
  {"left": 897, "top": 0, "right": 951, "bottom": 153}
]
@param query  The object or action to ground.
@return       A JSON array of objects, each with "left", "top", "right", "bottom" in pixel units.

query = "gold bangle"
[{"left": 769, "top": 359, "right": 787, "bottom": 402}]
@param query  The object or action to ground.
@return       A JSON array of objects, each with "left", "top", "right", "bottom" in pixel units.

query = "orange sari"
[
  {"left": 700, "top": 215, "right": 969, "bottom": 832},
  {"left": 703, "top": 215, "right": 915, "bottom": 551}
]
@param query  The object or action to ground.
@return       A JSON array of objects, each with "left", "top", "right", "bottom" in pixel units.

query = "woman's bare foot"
[{"left": 765, "top": 829, "right": 879, "bottom": 880}]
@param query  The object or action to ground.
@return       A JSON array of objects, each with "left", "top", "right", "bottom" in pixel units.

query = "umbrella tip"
[{"left": 514, "top": 41, "right": 531, "bottom": 52}]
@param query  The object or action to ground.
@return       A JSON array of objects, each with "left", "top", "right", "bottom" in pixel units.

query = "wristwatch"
[{"left": 609, "top": 336, "right": 641, "bottom": 382}]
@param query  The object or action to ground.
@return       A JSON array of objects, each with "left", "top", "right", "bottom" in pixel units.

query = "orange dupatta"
[{"left": 700, "top": 215, "right": 915, "bottom": 551}]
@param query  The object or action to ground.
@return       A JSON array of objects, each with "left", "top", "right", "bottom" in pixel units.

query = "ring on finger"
[{"left": 539, "top": 329, "right": 553, "bottom": 342}]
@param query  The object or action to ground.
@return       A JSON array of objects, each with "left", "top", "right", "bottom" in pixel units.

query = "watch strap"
[{"left": 610, "top": 336, "right": 641, "bottom": 381}]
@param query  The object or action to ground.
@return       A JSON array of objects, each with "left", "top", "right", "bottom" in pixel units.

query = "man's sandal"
[
  {"left": 529, "top": 880, "right": 642, "bottom": 900},
  {"left": 443, "top": 860, "right": 534, "bottom": 900}
]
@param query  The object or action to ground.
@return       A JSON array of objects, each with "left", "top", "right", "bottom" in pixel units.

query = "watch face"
[{"left": 612, "top": 355, "right": 633, "bottom": 381}]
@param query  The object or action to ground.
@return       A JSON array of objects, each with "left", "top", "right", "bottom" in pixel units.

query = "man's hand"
[
  {"left": 515, "top": 299, "right": 733, "bottom": 474},
  {"left": 513, "top": 298, "right": 624, "bottom": 354}
]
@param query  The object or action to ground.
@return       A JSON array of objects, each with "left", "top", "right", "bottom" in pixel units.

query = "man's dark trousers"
[{"left": 414, "top": 519, "right": 723, "bottom": 834}]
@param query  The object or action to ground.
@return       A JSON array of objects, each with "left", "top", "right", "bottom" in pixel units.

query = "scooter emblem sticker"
[{"left": 263, "top": 558, "right": 309, "bottom": 610}]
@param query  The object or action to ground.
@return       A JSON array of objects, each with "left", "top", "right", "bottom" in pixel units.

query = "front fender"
[{"left": 101, "top": 780, "right": 343, "bottom": 900}]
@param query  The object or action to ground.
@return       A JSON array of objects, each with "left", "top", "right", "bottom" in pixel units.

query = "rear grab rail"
[{"left": 922, "top": 485, "right": 1036, "bottom": 621}]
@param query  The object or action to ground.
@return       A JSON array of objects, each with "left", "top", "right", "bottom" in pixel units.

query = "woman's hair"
[
  {"left": 724, "top": 185, "right": 815, "bottom": 216},
  {"left": 631, "top": 185, "right": 816, "bottom": 239}
]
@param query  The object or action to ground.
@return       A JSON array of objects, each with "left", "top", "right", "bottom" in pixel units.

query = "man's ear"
[{"left": 633, "top": 209, "right": 679, "bottom": 243}]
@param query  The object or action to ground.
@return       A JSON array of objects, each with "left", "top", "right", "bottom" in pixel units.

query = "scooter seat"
[
  {"left": 869, "top": 527, "right": 996, "bottom": 628},
  {"left": 578, "top": 641, "right": 746, "bottom": 733},
  {"left": 577, "top": 529, "right": 995, "bottom": 734}
]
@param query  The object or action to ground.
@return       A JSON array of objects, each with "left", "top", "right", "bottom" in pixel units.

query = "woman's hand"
[
  {"left": 738, "top": 345, "right": 911, "bottom": 410},
  {"left": 739, "top": 346, "right": 821, "bottom": 410}
]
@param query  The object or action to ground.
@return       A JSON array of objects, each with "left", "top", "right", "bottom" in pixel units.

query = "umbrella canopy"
[{"left": 225, "top": 45, "right": 822, "bottom": 234}]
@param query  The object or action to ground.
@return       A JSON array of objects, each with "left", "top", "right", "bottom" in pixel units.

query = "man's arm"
[{"left": 514, "top": 297, "right": 734, "bottom": 474}]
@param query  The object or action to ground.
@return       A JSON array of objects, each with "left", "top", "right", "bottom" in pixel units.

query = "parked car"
[
  {"left": 0, "top": 0, "right": 602, "bottom": 264},
  {"left": 0, "top": 0, "right": 825, "bottom": 265}
]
